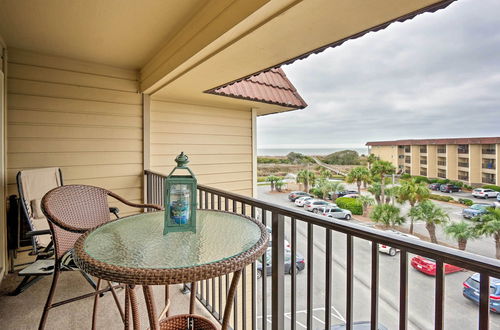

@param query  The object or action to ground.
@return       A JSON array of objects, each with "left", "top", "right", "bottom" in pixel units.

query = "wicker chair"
[{"left": 39, "top": 184, "right": 162, "bottom": 330}]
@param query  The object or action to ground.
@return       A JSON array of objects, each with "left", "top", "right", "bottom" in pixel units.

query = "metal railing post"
[{"left": 271, "top": 212, "right": 284, "bottom": 330}]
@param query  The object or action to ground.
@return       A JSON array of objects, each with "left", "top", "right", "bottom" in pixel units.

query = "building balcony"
[
  {"left": 458, "top": 162, "right": 469, "bottom": 168},
  {"left": 458, "top": 175, "right": 469, "bottom": 181},
  {"left": 437, "top": 147, "right": 446, "bottom": 154},
  {"left": 482, "top": 176, "right": 496, "bottom": 184},
  {"left": 420, "top": 160, "right": 427, "bottom": 165},
  {"left": 437, "top": 161, "right": 447, "bottom": 167},
  {"left": 482, "top": 163, "right": 496, "bottom": 171},
  {"left": 438, "top": 172, "right": 447, "bottom": 179}
]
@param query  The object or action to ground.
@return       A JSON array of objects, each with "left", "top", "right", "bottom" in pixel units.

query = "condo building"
[{"left": 366, "top": 137, "right": 500, "bottom": 186}]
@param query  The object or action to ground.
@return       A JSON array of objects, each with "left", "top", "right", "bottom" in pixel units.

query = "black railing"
[
  {"left": 482, "top": 163, "right": 496, "bottom": 170},
  {"left": 405, "top": 158, "right": 411, "bottom": 164},
  {"left": 482, "top": 177, "right": 496, "bottom": 185},
  {"left": 420, "top": 160, "right": 427, "bottom": 165},
  {"left": 404, "top": 148, "right": 411, "bottom": 153},
  {"left": 438, "top": 173, "right": 447, "bottom": 179},
  {"left": 420, "top": 147, "right": 427, "bottom": 153},
  {"left": 419, "top": 170, "right": 427, "bottom": 176},
  {"left": 482, "top": 149, "right": 496, "bottom": 155},
  {"left": 437, "top": 148, "right": 446, "bottom": 154},
  {"left": 437, "top": 161, "right": 446, "bottom": 166},
  {"left": 458, "top": 162, "right": 470, "bottom": 168},
  {"left": 458, "top": 175, "right": 469, "bottom": 181},
  {"left": 145, "top": 170, "right": 500, "bottom": 330}
]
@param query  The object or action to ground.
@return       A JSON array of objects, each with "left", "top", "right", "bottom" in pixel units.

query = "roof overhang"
[{"left": 366, "top": 137, "right": 500, "bottom": 146}]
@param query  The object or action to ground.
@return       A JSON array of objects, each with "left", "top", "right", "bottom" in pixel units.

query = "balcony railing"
[
  {"left": 420, "top": 160, "right": 427, "bottom": 165},
  {"left": 419, "top": 147, "right": 427, "bottom": 153},
  {"left": 458, "top": 175, "right": 469, "bottom": 181},
  {"left": 458, "top": 145, "right": 469, "bottom": 154},
  {"left": 438, "top": 172, "right": 447, "bottom": 179},
  {"left": 405, "top": 158, "right": 411, "bottom": 164},
  {"left": 419, "top": 170, "right": 427, "bottom": 176},
  {"left": 482, "top": 149, "right": 496, "bottom": 155},
  {"left": 482, "top": 177, "right": 496, "bottom": 184},
  {"left": 437, "top": 148, "right": 446, "bottom": 154},
  {"left": 437, "top": 161, "right": 446, "bottom": 166},
  {"left": 458, "top": 162, "right": 469, "bottom": 168},
  {"left": 482, "top": 163, "right": 496, "bottom": 170},
  {"left": 404, "top": 148, "right": 411, "bottom": 153},
  {"left": 144, "top": 169, "right": 500, "bottom": 330}
]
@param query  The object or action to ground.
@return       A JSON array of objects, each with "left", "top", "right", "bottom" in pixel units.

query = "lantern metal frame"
[{"left": 163, "top": 153, "right": 197, "bottom": 234}]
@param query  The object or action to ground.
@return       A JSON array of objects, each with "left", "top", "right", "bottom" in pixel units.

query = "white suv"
[
  {"left": 378, "top": 230, "right": 420, "bottom": 256},
  {"left": 472, "top": 188, "right": 499, "bottom": 199}
]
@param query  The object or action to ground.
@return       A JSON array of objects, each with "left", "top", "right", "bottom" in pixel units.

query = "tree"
[
  {"left": 474, "top": 208, "right": 500, "bottom": 259},
  {"left": 370, "top": 160, "right": 396, "bottom": 205},
  {"left": 296, "top": 169, "right": 316, "bottom": 193},
  {"left": 358, "top": 194, "right": 375, "bottom": 216},
  {"left": 367, "top": 182, "right": 382, "bottom": 205},
  {"left": 319, "top": 167, "right": 333, "bottom": 180},
  {"left": 275, "top": 180, "right": 285, "bottom": 192},
  {"left": 322, "top": 150, "right": 361, "bottom": 165},
  {"left": 346, "top": 167, "right": 371, "bottom": 194},
  {"left": 370, "top": 204, "right": 405, "bottom": 228},
  {"left": 384, "top": 186, "right": 399, "bottom": 205},
  {"left": 367, "top": 154, "right": 379, "bottom": 170},
  {"left": 266, "top": 175, "right": 280, "bottom": 191},
  {"left": 409, "top": 200, "right": 449, "bottom": 244},
  {"left": 444, "top": 221, "right": 477, "bottom": 251},
  {"left": 325, "top": 181, "right": 345, "bottom": 200},
  {"left": 397, "top": 178, "right": 430, "bottom": 234}
]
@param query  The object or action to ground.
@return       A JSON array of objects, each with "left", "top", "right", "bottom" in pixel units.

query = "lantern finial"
[{"left": 175, "top": 152, "right": 189, "bottom": 168}]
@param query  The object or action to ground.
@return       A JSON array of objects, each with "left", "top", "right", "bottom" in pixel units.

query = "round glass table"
[{"left": 74, "top": 209, "right": 268, "bottom": 330}]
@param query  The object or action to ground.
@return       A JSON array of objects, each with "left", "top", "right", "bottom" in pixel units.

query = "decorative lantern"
[{"left": 164, "top": 152, "right": 197, "bottom": 234}]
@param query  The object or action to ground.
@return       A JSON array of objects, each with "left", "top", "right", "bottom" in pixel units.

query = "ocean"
[{"left": 257, "top": 147, "right": 368, "bottom": 156}]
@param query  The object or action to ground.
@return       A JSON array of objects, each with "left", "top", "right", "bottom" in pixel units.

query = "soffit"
[
  {"left": 0, "top": 0, "right": 206, "bottom": 69},
  {"left": 151, "top": 0, "right": 455, "bottom": 113}
]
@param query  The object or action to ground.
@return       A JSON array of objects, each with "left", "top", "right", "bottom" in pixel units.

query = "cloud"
[{"left": 258, "top": 0, "right": 500, "bottom": 148}]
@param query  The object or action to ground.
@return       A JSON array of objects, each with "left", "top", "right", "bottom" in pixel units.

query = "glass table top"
[{"left": 83, "top": 210, "right": 263, "bottom": 270}]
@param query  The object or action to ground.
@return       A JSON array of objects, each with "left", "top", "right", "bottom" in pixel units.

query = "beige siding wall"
[
  {"left": 6, "top": 49, "right": 143, "bottom": 215},
  {"left": 370, "top": 146, "right": 398, "bottom": 167},
  {"left": 150, "top": 100, "right": 253, "bottom": 196}
]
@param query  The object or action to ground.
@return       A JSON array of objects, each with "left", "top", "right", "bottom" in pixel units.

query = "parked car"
[
  {"left": 321, "top": 207, "right": 352, "bottom": 220},
  {"left": 378, "top": 230, "right": 420, "bottom": 256},
  {"left": 428, "top": 183, "right": 442, "bottom": 191},
  {"left": 439, "top": 184, "right": 461, "bottom": 193},
  {"left": 256, "top": 247, "right": 305, "bottom": 278},
  {"left": 410, "top": 256, "right": 463, "bottom": 276},
  {"left": 266, "top": 227, "right": 291, "bottom": 249},
  {"left": 329, "top": 322, "right": 388, "bottom": 330},
  {"left": 288, "top": 191, "right": 311, "bottom": 202},
  {"left": 295, "top": 196, "right": 314, "bottom": 207},
  {"left": 342, "top": 193, "right": 359, "bottom": 199},
  {"left": 462, "top": 203, "right": 493, "bottom": 219},
  {"left": 495, "top": 194, "right": 500, "bottom": 209},
  {"left": 463, "top": 273, "right": 500, "bottom": 313},
  {"left": 472, "top": 188, "right": 499, "bottom": 199},
  {"left": 304, "top": 199, "right": 331, "bottom": 212},
  {"left": 336, "top": 190, "right": 359, "bottom": 198}
]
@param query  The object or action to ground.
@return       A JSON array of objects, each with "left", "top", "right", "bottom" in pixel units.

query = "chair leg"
[
  {"left": 80, "top": 270, "right": 97, "bottom": 290},
  {"left": 38, "top": 268, "right": 60, "bottom": 330},
  {"left": 107, "top": 281, "right": 125, "bottom": 322},
  {"left": 91, "top": 278, "right": 101, "bottom": 330},
  {"left": 9, "top": 275, "right": 45, "bottom": 296}
]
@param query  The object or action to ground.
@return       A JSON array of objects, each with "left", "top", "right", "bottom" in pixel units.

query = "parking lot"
[{"left": 257, "top": 186, "right": 500, "bottom": 330}]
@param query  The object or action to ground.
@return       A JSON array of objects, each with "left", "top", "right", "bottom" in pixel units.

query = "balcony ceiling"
[{"left": 0, "top": 0, "right": 455, "bottom": 114}]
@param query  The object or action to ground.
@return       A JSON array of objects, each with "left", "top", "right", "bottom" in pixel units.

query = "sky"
[{"left": 257, "top": 0, "right": 500, "bottom": 149}]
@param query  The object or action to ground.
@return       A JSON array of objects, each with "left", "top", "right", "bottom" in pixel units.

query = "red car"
[{"left": 410, "top": 256, "right": 463, "bottom": 276}]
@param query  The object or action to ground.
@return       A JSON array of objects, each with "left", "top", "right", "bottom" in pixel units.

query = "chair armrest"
[
  {"left": 26, "top": 229, "right": 51, "bottom": 237},
  {"left": 108, "top": 191, "right": 163, "bottom": 211}
]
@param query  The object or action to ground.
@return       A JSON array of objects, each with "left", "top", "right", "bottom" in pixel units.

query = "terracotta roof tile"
[{"left": 206, "top": 68, "right": 307, "bottom": 109}]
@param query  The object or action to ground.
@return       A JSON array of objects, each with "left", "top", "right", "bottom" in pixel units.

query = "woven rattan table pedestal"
[{"left": 74, "top": 210, "right": 268, "bottom": 330}]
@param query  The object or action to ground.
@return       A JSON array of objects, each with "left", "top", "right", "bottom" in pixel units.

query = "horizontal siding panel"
[
  {"left": 151, "top": 164, "right": 251, "bottom": 176},
  {"left": 8, "top": 124, "right": 142, "bottom": 140},
  {"left": 8, "top": 63, "right": 137, "bottom": 92},
  {"left": 151, "top": 144, "right": 251, "bottom": 155},
  {"left": 151, "top": 121, "right": 251, "bottom": 136},
  {"left": 151, "top": 101, "right": 250, "bottom": 119},
  {"left": 9, "top": 138, "right": 142, "bottom": 153},
  {"left": 151, "top": 133, "right": 250, "bottom": 145},
  {"left": 8, "top": 48, "right": 138, "bottom": 80},
  {"left": 8, "top": 79, "right": 142, "bottom": 105},
  {"left": 207, "top": 181, "right": 253, "bottom": 193},
  {"left": 151, "top": 154, "right": 251, "bottom": 165},
  {"left": 8, "top": 152, "right": 142, "bottom": 168},
  {"left": 8, "top": 164, "right": 142, "bottom": 183},
  {"left": 151, "top": 111, "right": 250, "bottom": 127},
  {"left": 9, "top": 109, "right": 142, "bottom": 128},
  {"left": 8, "top": 94, "right": 141, "bottom": 117}
]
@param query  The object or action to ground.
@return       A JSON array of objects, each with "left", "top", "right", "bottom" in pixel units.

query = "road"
[{"left": 256, "top": 186, "right": 500, "bottom": 330}]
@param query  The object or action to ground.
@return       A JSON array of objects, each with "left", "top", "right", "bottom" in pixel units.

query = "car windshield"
[
  {"left": 471, "top": 204, "right": 488, "bottom": 210},
  {"left": 465, "top": 278, "right": 496, "bottom": 294}
]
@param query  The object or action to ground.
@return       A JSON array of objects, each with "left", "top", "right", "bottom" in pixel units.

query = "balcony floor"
[{"left": 0, "top": 270, "right": 218, "bottom": 329}]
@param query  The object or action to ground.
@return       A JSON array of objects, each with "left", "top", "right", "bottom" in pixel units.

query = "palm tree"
[
  {"left": 384, "top": 186, "right": 399, "bottom": 205},
  {"left": 296, "top": 169, "right": 316, "bottom": 193},
  {"left": 409, "top": 200, "right": 449, "bottom": 244},
  {"left": 321, "top": 180, "right": 345, "bottom": 200},
  {"left": 346, "top": 166, "right": 371, "bottom": 194},
  {"left": 266, "top": 175, "right": 280, "bottom": 191},
  {"left": 397, "top": 178, "right": 430, "bottom": 234},
  {"left": 474, "top": 208, "right": 500, "bottom": 259},
  {"left": 370, "top": 204, "right": 405, "bottom": 228},
  {"left": 367, "top": 182, "right": 382, "bottom": 205},
  {"left": 367, "top": 154, "right": 379, "bottom": 170},
  {"left": 319, "top": 167, "right": 333, "bottom": 180},
  {"left": 370, "top": 160, "right": 396, "bottom": 205},
  {"left": 444, "top": 221, "right": 477, "bottom": 251},
  {"left": 358, "top": 194, "right": 375, "bottom": 216}
]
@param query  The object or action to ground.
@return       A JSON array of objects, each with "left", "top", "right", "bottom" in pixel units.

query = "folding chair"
[{"left": 39, "top": 184, "right": 162, "bottom": 329}]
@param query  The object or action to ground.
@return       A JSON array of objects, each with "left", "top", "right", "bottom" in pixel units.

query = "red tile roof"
[
  {"left": 366, "top": 137, "right": 500, "bottom": 146},
  {"left": 206, "top": 68, "right": 307, "bottom": 109}
]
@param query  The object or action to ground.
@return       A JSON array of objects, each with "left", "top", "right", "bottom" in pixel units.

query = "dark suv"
[
  {"left": 428, "top": 183, "right": 442, "bottom": 191},
  {"left": 440, "top": 184, "right": 461, "bottom": 193},
  {"left": 288, "top": 191, "right": 311, "bottom": 202}
]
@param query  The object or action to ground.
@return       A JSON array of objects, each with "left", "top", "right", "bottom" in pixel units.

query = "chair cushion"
[{"left": 31, "top": 199, "right": 43, "bottom": 219}]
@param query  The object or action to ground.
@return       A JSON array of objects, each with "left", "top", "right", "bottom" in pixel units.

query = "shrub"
[
  {"left": 458, "top": 198, "right": 474, "bottom": 206},
  {"left": 449, "top": 180, "right": 464, "bottom": 188},
  {"left": 336, "top": 197, "right": 363, "bottom": 215},
  {"left": 437, "top": 179, "right": 450, "bottom": 184},
  {"left": 428, "top": 178, "right": 439, "bottom": 184},
  {"left": 413, "top": 176, "right": 430, "bottom": 184},
  {"left": 482, "top": 185, "right": 500, "bottom": 192},
  {"left": 309, "top": 188, "right": 322, "bottom": 198},
  {"left": 464, "top": 185, "right": 473, "bottom": 190},
  {"left": 331, "top": 174, "right": 345, "bottom": 180},
  {"left": 400, "top": 173, "right": 412, "bottom": 180},
  {"left": 429, "top": 194, "right": 454, "bottom": 202}
]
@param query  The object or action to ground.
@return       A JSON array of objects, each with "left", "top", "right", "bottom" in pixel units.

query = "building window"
[
  {"left": 482, "top": 173, "right": 496, "bottom": 184},
  {"left": 458, "top": 171, "right": 469, "bottom": 181},
  {"left": 438, "top": 170, "right": 446, "bottom": 179},
  {"left": 458, "top": 158, "right": 469, "bottom": 168},
  {"left": 437, "top": 145, "right": 446, "bottom": 154},
  {"left": 458, "top": 144, "right": 469, "bottom": 154},
  {"left": 419, "top": 146, "right": 427, "bottom": 153},
  {"left": 482, "top": 160, "right": 496, "bottom": 170},
  {"left": 405, "top": 156, "right": 411, "bottom": 164},
  {"left": 404, "top": 146, "right": 410, "bottom": 153},
  {"left": 482, "top": 144, "right": 496, "bottom": 155}
]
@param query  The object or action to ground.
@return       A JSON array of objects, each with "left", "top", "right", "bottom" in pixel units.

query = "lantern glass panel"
[{"left": 169, "top": 184, "right": 191, "bottom": 226}]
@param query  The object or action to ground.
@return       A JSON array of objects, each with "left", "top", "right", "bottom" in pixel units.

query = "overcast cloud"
[{"left": 257, "top": 0, "right": 500, "bottom": 149}]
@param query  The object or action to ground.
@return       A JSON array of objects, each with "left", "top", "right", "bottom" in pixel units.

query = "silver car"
[{"left": 324, "top": 207, "right": 352, "bottom": 220}]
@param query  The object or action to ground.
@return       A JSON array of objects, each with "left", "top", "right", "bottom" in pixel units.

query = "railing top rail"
[{"left": 145, "top": 170, "right": 500, "bottom": 277}]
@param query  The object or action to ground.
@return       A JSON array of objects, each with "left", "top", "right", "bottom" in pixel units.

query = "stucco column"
[
  {"left": 427, "top": 145, "right": 437, "bottom": 179},
  {"left": 496, "top": 144, "right": 500, "bottom": 186},
  {"left": 446, "top": 144, "right": 458, "bottom": 180},
  {"left": 410, "top": 145, "right": 420, "bottom": 176},
  {"left": 469, "top": 144, "right": 481, "bottom": 185}
]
